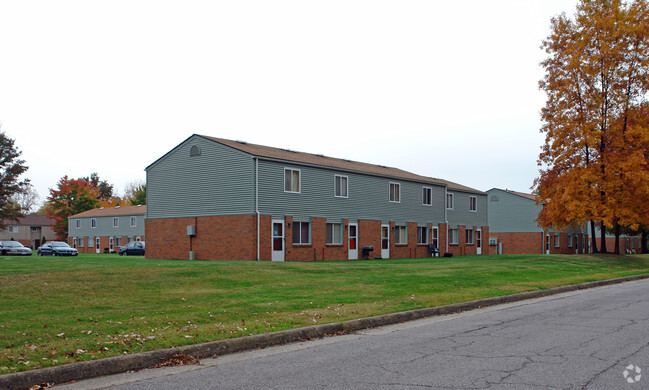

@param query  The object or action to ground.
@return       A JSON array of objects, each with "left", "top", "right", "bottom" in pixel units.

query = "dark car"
[
  {"left": 119, "top": 241, "right": 145, "bottom": 256},
  {"left": 37, "top": 241, "right": 79, "bottom": 256},
  {"left": 0, "top": 241, "right": 33, "bottom": 256}
]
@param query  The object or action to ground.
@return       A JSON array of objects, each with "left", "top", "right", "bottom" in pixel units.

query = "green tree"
[
  {"left": 0, "top": 131, "right": 31, "bottom": 229},
  {"left": 81, "top": 172, "right": 114, "bottom": 201},
  {"left": 124, "top": 181, "right": 146, "bottom": 205}
]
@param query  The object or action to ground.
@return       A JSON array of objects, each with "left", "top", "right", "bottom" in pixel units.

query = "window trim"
[
  {"left": 395, "top": 225, "right": 407, "bottom": 245},
  {"left": 91, "top": 218, "right": 97, "bottom": 228},
  {"left": 326, "top": 222, "right": 343, "bottom": 245},
  {"left": 75, "top": 219, "right": 81, "bottom": 228},
  {"left": 446, "top": 193, "right": 454, "bottom": 210},
  {"left": 417, "top": 226, "right": 428, "bottom": 245},
  {"left": 466, "top": 228, "right": 474, "bottom": 245},
  {"left": 292, "top": 221, "right": 311, "bottom": 245},
  {"left": 449, "top": 228, "right": 459, "bottom": 245},
  {"left": 334, "top": 175, "right": 348, "bottom": 198},
  {"left": 113, "top": 217, "right": 119, "bottom": 228},
  {"left": 469, "top": 196, "right": 477, "bottom": 212},
  {"left": 389, "top": 182, "right": 401, "bottom": 203},
  {"left": 554, "top": 233, "right": 560, "bottom": 248},
  {"left": 422, "top": 187, "right": 432, "bottom": 206},
  {"left": 284, "top": 168, "right": 301, "bottom": 194},
  {"left": 130, "top": 216, "right": 137, "bottom": 227}
]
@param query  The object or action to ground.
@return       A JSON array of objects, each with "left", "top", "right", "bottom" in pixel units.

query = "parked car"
[
  {"left": 0, "top": 241, "right": 33, "bottom": 256},
  {"left": 37, "top": 241, "right": 79, "bottom": 256},
  {"left": 119, "top": 241, "right": 145, "bottom": 256}
]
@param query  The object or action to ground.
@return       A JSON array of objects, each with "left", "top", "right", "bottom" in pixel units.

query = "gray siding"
[
  {"left": 257, "top": 160, "right": 446, "bottom": 224},
  {"left": 146, "top": 136, "right": 255, "bottom": 219},
  {"left": 487, "top": 189, "right": 543, "bottom": 233},
  {"left": 68, "top": 214, "right": 145, "bottom": 238},
  {"left": 446, "top": 191, "right": 488, "bottom": 228}
]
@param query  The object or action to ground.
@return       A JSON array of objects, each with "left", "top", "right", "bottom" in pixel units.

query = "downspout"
[
  {"left": 255, "top": 157, "right": 260, "bottom": 261},
  {"left": 444, "top": 186, "right": 449, "bottom": 254}
]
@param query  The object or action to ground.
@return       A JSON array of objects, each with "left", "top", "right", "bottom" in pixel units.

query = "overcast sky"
[{"left": 0, "top": 0, "right": 579, "bottom": 207}]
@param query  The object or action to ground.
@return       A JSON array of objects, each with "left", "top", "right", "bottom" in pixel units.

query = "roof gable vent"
[{"left": 190, "top": 145, "right": 201, "bottom": 156}]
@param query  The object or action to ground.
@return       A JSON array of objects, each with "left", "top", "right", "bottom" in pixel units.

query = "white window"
[
  {"left": 422, "top": 187, "right": 432, "bottom": 206},
  {"left": 91, "top": 218, "right": 97, "bottom": 228},
  {"left": 334, "top": 175, "right": 348, "bottom": 198},
  {"left": 130, "top": 216, "right": 137, "bottom": 227},
  {"left": 554, "top": 233, "right": 560, "bottom": 248},
  {"left": 417, "top": 226, "right": 428, "bottom": 244},
  {"left": 113, "top": 217, "right": 119, "bottom": 228},
  {"left": 292, "top": 222, "right": 310, "bottom": 245},
  {"left": 395, "top": 226, "right": 407, "bottom": 245},
  {"left": 389, "top": 182, "right": 400, "bottom": 203},
  {"left": 466, "top": 229, "right": 474, "bottom": 245},
  {"left": 326, "top": 223, "right": 343, "bottom": 245},
  {"left": 449, "top": 228, "right": 459, "bottom": 245},
  {"left": 75, "top": 219, "right": 81, "bottom": 228},
  {"left": 446, "top": 193, "right": 454, "bottom": 210},
  {"left": 284, "top": 168, "right": 301, "bottom": 193},
  {"left": 7, "top": 226, "right": 17, "bottom": 233},
  {"left": 567, "top": 235, "right": 573, "bottom": 248},
  {"left": 116, "top": 237, "right": 122, "bottom": 247},
  {"left": 469, "top": 196, "right": 477, "bottom": 212},
  {"left": 79, "top": 237, "right": 84, "bottom": 247}
]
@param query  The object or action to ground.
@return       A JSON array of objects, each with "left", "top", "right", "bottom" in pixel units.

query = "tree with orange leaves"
[
  {"left": 536, "top": 0, "right": 649, "bottom": 254},
  {"left": 45, "top": 176, "right": 99, "bottom": 240}
]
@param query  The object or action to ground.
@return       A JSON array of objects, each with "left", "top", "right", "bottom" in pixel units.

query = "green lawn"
[{"left": 1, "top": 253, "right": 649, "bottom": 374}]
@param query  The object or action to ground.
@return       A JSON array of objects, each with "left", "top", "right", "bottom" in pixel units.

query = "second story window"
[
  {"left": 91, "top": 218, "right": 97, "bottom": 228},
  {"left": 76, "top": 220, "right": 81, "bottom": 228},
  {"left": 389, "top": 182, "right": 400, "bottom": 203},
  {"left": 422, "top": 187, "right": 432, "bottom": 206},
  {"left": 469, "top": 196, "right": 477, "bottom": 212},
  {"left": 113, "top": 217, "right": 119, "bottom": 228},
  {"left": 130, "top": 216, "right": 137, "bottom": 227},
  {"left": 446, "top": 193, "right": 454, "bottom": 210},
  {"left": 284, "top": 168, "right": 301, "bottom": 193},
  {"left": 334, "top": 175, "right": 348, "bottom": 198}
]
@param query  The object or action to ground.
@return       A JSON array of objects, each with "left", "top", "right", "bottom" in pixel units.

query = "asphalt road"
[{"left": 59, "top": 279, "right": 649, "bottom": 389}]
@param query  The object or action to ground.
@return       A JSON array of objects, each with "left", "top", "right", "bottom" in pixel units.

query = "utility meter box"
[{"left": 187, "top": 225, "right": 196, "bottom": 236}]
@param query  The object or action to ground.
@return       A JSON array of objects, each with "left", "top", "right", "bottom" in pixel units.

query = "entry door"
[
  {"left": 348, "top": 223, "right": 358, "bottom": 260},
  {"left": 381, "top": 224, "right": 390, "bottom": 259},
  {"left": 271, "top": 220, "right": 285, "bottom": 262},
  {"left": 545, "top": 234, "right": 550, "bottom": 254},
  {"left": 95, "top": 237, "right": 100, "bottom": 254},
  {"left": 476, "top": 229, "right": 482, "bottom": 255}
]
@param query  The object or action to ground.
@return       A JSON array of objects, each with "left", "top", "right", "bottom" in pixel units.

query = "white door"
[
  {"left": 381, "top": 224, "right": 390, "bottom": 259},
  {"left": 348, "top": 223, "right": 358, "bottom": 260},
  {"left": 545, "top": 234, "right": 550, "bottom": 254},
  {"left": 95, "top": 237, "right": 100, "bottom": 254},
  {"left": 271, "top": 220, "right": 285, "bottom": 262},
  {"left": 476, "top": 229, "right": 482, "bottom": 255}
]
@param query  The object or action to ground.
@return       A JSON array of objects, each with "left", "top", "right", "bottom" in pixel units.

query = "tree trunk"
[
  {"left": 642, "top": 230, "right": 648, "bottom": 254},
  {"left": 590, "top": 220, "right": 598, "bottom": 253},
  {"left": 600, "top": 220, "right": 608, "bottom": 253},
  {"left": 613, "top": 221, "right": 621, "bottom": 255}
]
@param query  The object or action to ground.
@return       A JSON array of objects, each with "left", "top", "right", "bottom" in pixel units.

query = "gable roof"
[
  {"left": 488, "top": 188, "right": 538, "bottom": 202},
  {"left": 69, "top": 205, "right": 147, "bottom": 219},
  {"left": 195, "top": 135, "right": 483, "bottom": 194},
  {"left": 5, "top": 214, "right": 51, "bottom": 226}
]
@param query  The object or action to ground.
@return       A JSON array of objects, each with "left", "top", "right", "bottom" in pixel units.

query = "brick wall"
[{"left": 489, "top": 232, "right": 543, "bottom": 254}]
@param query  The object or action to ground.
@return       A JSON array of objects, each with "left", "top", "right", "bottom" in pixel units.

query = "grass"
[{"left": 1, "top": 253, "right": 649, "bottom": 374}]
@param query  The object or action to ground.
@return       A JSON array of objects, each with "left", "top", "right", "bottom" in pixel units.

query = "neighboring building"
[
  {"left": 0, "top": 214, "right": 56, "bottom": 249},
  {"left": 586, "top": 224, "right": 642, "bottom": 254},
  {"left": 68, "top": 205, "right": 146, "bottom": 253},
  {"left": 145, "top": 135, "right": 488, "bottom": 261},
  {"left": 487, "top": 188, "right": 587, "bottom": 255}
]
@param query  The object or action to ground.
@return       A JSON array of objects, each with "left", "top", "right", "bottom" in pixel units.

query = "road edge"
[{"left": 2, "top": 273, "right": 648, "bottom": 389}]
